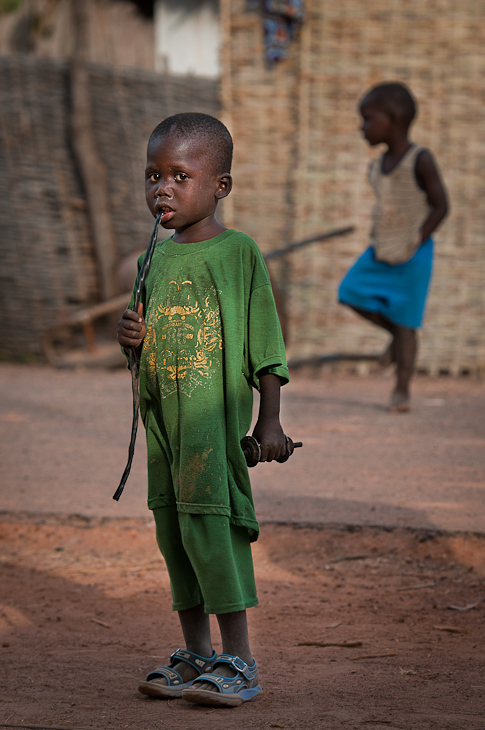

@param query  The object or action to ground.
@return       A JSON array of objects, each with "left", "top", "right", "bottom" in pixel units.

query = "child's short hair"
[
  {"left": 149, "top": 112, "right": 233, "bottom": 174},
  {"left": 364, "top": 82, "right": 417, "bottom": 126}
]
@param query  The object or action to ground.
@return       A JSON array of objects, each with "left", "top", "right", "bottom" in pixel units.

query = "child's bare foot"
[
  {"left": 379, "top": 341, "right": 395, "bottom": 369},
  {"left": 389, "top": 390, "right": 410, "bottom": 413},
  {"left": 190, "top": 661, "right": 239, "bottom": 692},
  {"left": 138, "top": 649, "right": 215, "bottom": 698},
  {"left": 182, "top": 655, "right": 261, "bottom": 706}
]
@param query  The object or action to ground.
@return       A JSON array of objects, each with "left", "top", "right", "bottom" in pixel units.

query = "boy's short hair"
[
  {"left": 149, "top": 112, "right": 233, "bottom": 174},
  {"left": 364, "top": 82, "right": 417, "bottom": 126}
]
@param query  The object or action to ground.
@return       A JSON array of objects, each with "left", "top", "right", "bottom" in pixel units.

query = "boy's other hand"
[
  {"left": 117, "top": 302, "right": 146, "bottom": 349},
  {"left": 252, "top": 418, "right": 287, "bottom": 462}
]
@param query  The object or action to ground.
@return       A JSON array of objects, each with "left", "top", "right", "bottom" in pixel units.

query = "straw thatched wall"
[
  {"left": 222, "top": 0, "right": 485, "bottom": 374},
  {"left": 0, "top": 56, "right": 218, "bottom": 358},
  {"left": 0, "top": 0, "right": 155, "bottom": 70}
]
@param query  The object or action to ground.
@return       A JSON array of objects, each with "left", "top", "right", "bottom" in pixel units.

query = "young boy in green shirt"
[{"left": 117, "top": 113, "right": 289, "bottom": 707}]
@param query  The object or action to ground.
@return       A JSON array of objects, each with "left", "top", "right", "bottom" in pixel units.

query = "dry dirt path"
[
  {"left": 0, "top": 515, "right": 484, "bottom": 730},
  {"left": 1, "top": 364, "right": 484, "bottom": 533},
  {"left": 0, "top": 365, "right": 484, "bottom": 729}
]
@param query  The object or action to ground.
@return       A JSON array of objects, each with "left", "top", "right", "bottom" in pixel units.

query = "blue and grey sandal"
[
  {"left": 181, "top": 654, "right": 262, "bottom": 707},
  {"left": 138, "top": 648, "right": 216, "bottom": 699}
]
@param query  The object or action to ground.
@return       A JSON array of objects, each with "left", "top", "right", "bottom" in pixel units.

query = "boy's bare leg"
[
  {"left": 348, "top": 305, "right": 394, "bottom": 333},
  {"left": 347, "top": 305, "right": 416, "bottom": 408},
  {"left": 348, "top": 305, "right": 396, "bottom": 366},
  {"left": 155, "top": 603, "right": 213, "bottom": 685},
  {"left": 391, "top": 326, "right": 416, "bottom": 410},
  {"left": 194, "top": 610, "right": 254, "bottom": 691},
  {"left": 217, "top": 609, "right": 253, "bottom": 663},
  {"left": 378, "top": 339, "right": 396, "bottom": 368}
]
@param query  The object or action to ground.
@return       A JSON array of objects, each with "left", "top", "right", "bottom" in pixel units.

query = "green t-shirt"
[{"left": 132, "top": 229, "right": 288, "bottom": 541}]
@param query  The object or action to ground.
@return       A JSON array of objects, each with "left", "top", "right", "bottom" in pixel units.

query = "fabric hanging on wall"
[{"left": 247, "top": 0, "right": 304, "bottom": 65}]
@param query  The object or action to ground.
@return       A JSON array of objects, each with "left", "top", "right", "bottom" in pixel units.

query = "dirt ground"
[
  {"left": 1, "top": 513, "right": 484, "bottom": 730},
  {"left": 1, "top": 365, "right": 484, "bottom": 729},
  {"left": 2, "top": 364, "right": 485, "bottom": 533}
]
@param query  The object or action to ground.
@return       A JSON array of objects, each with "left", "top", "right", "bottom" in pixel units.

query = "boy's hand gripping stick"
[
  {"left": 113, "top": 212, "right": 161, "bottom": 501},
  {"left": 241, "top": 435, "right": 303, "bottom": 467}
]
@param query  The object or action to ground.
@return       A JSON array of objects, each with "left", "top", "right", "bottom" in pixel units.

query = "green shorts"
[{"left": 153, "top": 506, "right": 258, "bottom": 615}]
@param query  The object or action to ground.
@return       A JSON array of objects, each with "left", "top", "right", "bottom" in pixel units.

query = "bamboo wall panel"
[{"left": 0, "top": 57, "right": 218, "bottom": 358}]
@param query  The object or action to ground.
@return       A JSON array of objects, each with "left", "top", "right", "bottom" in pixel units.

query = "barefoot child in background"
[
  {"left": 118, "top": 113, "right": 289, "bottom": 707},
  {"left": 339, "top": 82, "right": 448, "bottom": 412}
]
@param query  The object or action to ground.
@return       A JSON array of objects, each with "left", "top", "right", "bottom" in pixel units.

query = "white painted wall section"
[{"left": 154, "top": 0, "right": 220, "bottom": 78}]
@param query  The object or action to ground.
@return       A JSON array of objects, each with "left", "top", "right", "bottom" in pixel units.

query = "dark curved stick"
[
  {"left": 263, "top": 226, "right": 354, "bottom": 261},
  {"left": 113, "top": 212, "right": 161, "bottom": 501}
]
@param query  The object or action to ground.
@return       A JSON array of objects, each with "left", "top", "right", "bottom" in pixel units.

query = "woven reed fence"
[
  {"left": 221, "top": 0, "right": 485, "bottom": 375},
  {"left": 0, "top": 56, "right": 218, "bottom": 359}
]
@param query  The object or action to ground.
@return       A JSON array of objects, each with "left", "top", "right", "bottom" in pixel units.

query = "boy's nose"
[{"left": 155, "top": 179, "right": 172, "bottom": 199}]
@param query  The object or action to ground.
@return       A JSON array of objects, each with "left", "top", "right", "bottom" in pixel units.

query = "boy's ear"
[{"left": 215, "top": 173, "right": 232, "bottom": 199}]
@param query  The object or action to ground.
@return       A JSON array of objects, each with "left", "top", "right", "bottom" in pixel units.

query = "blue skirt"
[{"left": 338, "top": 238, "right": 434, "bottom": 329}]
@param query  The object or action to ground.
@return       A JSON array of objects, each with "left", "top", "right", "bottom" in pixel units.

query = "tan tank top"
[{"left": 368, "top": 144, "right": 431, "bottom": 264}]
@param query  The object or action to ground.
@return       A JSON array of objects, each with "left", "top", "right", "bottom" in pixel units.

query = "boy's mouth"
[{"left": 157, "top": 205, "right": 175, "bottom": 224}]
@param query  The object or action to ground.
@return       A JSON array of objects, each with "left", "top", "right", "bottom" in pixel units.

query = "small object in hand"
[{"left": 240, "top": 435, "right": 302, "bottom": 467}]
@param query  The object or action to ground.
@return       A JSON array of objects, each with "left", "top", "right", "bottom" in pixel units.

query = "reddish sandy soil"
[{"left": 1, "top": 513, "right": 484, "bottom": 730}]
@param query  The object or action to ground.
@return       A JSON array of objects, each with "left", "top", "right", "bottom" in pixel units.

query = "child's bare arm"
[
  {"left": 415, "top": 150, "right": 449, "bottom": 243},
  {"left": 117, "top": 302, "right": 146, "bottom": 351},
  {"left": 252, "top": 368, "right": 287, "bottom": 462}
]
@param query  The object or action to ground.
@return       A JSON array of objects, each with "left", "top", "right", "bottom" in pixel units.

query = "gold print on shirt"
[{"left": 143, "top": 278, "right": 224, "bottom": 398}]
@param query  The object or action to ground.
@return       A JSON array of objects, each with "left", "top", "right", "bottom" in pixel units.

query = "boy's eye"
[
  {"left": 148, "top": 173, "right": 160, "bottom": 182},
  {"left": 174, "top": 172, "right": 188, "bottom": 182}
]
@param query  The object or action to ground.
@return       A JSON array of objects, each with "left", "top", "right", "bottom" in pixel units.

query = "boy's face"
[
  {"left": 145, "top": 133, "right": 231, "bottom": 235},
  {"left": 359, "top": 98, "right": 393, "bottom": 145}
]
